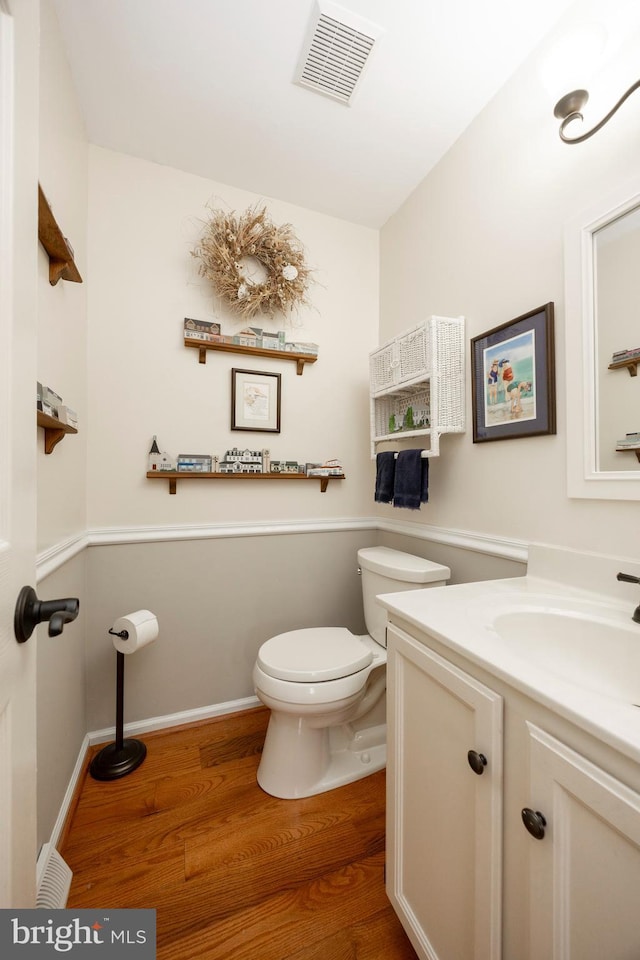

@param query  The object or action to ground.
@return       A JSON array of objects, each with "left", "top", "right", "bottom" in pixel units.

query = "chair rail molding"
[
  {"left": 87, "top": 517, "right": 376, "bottom": 546},
  {"left": 36, "top": 533, "right": 89, "bottom": 583},
  {"left": 375, "top": 518, "right": 528, "bottom": 563},
  {"left": 37, "top": 519, "right": 527, "bottom": 579}
]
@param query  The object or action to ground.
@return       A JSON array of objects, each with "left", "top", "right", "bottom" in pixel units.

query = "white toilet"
[{"left": 253, "top": 546, "right": 450, "bottom": 798}]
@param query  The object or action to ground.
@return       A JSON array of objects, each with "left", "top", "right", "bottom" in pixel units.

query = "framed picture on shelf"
[
  {"left": 231, "top": 368, "right": 281, "bottom": 433},
  {"left": 471, "top": 302, "right": 555, "bottom": 442}
]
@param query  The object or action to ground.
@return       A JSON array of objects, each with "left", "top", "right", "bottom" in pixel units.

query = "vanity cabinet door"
[
  {"left": 386, "top": 623, "right": 503, "bottom": 960},
  {"left": 526, "top": 724, "right": 640, "bottom": 960}
]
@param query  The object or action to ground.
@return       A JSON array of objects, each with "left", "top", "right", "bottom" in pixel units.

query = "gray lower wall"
[
  {"left": 83, "top": 528, "right": 525, "bottom": 731},
  {"left": 378, "top": 531, "right": 526, "bottom": 584},
  {"left": 36, "top": 526, "right": 526, "bottom": 849},
  {"left": 84, "top": 530, "right": 378, "bottom": 731}
]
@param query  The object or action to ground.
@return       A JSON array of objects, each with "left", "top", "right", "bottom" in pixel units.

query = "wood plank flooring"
[{"left": 60, "top": 707, "right": 418, "bottom": 960}]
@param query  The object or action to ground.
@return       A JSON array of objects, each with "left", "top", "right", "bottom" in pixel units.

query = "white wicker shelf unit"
[{"left": 369, "top": 315, "right": 465, "bottom": 458}]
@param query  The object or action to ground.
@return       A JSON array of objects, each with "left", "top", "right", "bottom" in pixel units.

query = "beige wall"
[
  {"left": 37, "top": 0, "right": 88, "bottom": 554},
  {"left": 36, "top": 0, "right": 89, "bottom": 850},
  {"left": 378, "top": 0, "right": 640, "bottom": 560},
  {"left": 86, "top": 146, "right": 379, "bottom": 529}
]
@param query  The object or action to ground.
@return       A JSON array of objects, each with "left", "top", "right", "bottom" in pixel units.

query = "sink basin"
[{"left": 491, "top": 609, "right": 640, "bottom": 703}]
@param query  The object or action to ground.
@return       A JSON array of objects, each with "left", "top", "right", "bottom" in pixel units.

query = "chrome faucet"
[{"left": 616, "top": 572, "right": 640, "bottom": 623}]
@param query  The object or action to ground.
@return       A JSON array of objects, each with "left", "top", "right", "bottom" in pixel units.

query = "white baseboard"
[
  {"left": 87, "top": 694, "right": 261, "bottom": 745},
  {"left": 48, "top": 695, "right": 261, "bottom": 852},
  {"left": 48, "top": 732, "right": 91, "bottom": 851}
]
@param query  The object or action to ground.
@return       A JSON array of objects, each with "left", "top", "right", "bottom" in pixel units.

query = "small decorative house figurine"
[
  {"left": 148, "top": 436, "right": 176, "bottom": 471},
  {"left": 184, "top": 318, "right": 221, "bottom": 342},
  {"left": 219, "top": 447, "right": 270, "bottom": 474},
  {"left": 176, "top": 454, "right": 213, "bottom": 472},
  {"left": 307, "top": 458, "right": 344, "bottom": 477},
  {"left": 270, "top": 460, "right": 306, "bottom": 475},
  {"left": 148, "top": 436, "right": 161, "bottom": 470}
]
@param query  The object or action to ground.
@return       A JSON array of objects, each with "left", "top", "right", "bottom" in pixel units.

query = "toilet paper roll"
[{"left": 111, "top": 609, "right": 159, "bottom": 654}]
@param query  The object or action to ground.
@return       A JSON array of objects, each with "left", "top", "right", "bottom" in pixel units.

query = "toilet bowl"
[{"left": 253, "top": 547, "right": 450, "bottom": 799}]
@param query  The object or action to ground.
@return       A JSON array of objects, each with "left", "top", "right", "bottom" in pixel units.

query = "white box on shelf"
[
  {"left": 43, "top": 385, "right": 63, "bottom": 409},
  {"left": 57, "top": 405, "right": 78, "bottom": 427}
]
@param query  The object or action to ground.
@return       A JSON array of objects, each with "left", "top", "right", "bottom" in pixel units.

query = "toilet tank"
[{"left": 357, "top": 546, "right": 450, "bottom": 647}]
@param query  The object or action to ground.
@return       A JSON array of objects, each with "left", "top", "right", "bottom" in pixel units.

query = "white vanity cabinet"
[
  {"left": 386, "top": 623, "right": 503, "bottom": 960},
  {"left": 386, "top": 618, "right": 640, "bottom": 960},
  {"left": 526, "top": 724, "right": 640, "bottom": 960}
]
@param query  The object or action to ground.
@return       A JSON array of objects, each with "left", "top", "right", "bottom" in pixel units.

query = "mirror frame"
[{"left": 565, "top": 174, "right": 640, "bottom": 500}]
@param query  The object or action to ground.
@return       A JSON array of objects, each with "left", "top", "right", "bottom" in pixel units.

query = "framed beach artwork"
[
  {"left": 231, "top": 368, "right": 281, "bottom": 433},
  {"left": 471, "top": 303, "right": 556, "bottom": 442}
]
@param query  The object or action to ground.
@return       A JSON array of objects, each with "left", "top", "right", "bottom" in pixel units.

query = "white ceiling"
[{"left": 51, "top": 0, "right": 576, "bottom": 228}]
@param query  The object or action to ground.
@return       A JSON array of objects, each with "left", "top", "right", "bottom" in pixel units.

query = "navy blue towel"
[
  {"left": 374, "top": 451, "right": 396, "bottom": 503},
  {"left": 393, "top": 450, "right": 429, "bottom": 510}
]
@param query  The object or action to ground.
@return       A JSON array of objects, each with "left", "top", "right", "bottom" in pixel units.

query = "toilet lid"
[{"left": 258, "top": 627, "right": 374, "bottom": 682}]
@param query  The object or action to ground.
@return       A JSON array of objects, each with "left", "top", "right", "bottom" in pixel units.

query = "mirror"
[
  {"left": 565, "top": 175, "right": 640, "bottom": 500},
  {"left": 594, "top": 205, "right": 640, "bottom": 472}
]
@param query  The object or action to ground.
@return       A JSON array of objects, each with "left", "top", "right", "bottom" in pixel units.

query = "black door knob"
[
  {"left": 14, "top": 585, "right": 79, "bottom": 642},
  {"left": 467, "top": 750, "right": 488, "bottom": 775},
  {"left": 521, "top": 807, "right": 547, "bottom": 840}
]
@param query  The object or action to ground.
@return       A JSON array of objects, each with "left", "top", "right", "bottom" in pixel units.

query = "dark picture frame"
[
  {"left": 471, "top": 303, "right": 556, "bottom": 443},
  {"left": 231, "top": 368, "right": 281, "bottom": 433}
]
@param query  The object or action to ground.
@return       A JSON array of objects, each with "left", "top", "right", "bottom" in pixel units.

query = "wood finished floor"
[{"left": 60, "top": 707, "right": 418, "bottom": 960}]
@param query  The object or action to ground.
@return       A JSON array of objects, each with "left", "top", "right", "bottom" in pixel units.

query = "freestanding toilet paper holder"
[{"left": 89, "top": 627, "right": 147, "bottom": 781}]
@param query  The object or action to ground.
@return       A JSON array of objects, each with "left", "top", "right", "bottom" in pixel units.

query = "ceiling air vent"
[{"left": 295, "top": 1, "right": 383, "bottom": 106}]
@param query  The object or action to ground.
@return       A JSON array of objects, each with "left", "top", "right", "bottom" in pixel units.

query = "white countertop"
[{"left": 378, "top": 574, "right": 640, "bottom": 765}]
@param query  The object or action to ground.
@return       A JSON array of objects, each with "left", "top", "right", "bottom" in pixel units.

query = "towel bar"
[{"left": 393, "top": 450, "right": 430, "bottom": 459}]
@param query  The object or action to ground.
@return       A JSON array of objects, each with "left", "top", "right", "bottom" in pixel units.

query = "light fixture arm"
[{"left": 555, "top": 79, "right": 640, "bottom": 144}]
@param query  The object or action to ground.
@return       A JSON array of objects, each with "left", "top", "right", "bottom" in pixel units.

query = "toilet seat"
[
  {"left": 257, "top": 627, "right": 373, "bottom": 682},
  {"left": 253, "top": 660, "right": 372, "bottom": 706}
]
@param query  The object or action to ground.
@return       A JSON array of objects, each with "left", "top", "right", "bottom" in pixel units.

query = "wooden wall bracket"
[{"left": 37, "top": 411, "right": 78, "bottom": 454}]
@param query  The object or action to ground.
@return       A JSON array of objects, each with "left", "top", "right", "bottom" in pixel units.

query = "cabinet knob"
[
  {"left": 521, "top": 807, "right": 547, "bottom": 840},
  {"left": 467, "top": 750, "right": 488, "bottom": 775}
]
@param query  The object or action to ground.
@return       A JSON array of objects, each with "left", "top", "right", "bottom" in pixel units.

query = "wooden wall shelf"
[
  {"left": 608, "top": 358, "right": 638, "bottom": 377},
  {"left": 615, "top": 447, "right": 640, "bottom": 462},
  {"left": 184, "top": 338, "right": 317, "bottom": 376},
  {"left": 38, "top": 184, "right": 82, "bottom": 286},
  {"left": 37, "top": 410, "right": 78, "bottom": 454},
  {"left": 146, "top": 471, "right": 344, "bottom": 495}
]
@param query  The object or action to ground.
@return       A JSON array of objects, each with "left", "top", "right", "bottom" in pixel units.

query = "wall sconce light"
[{"left": 554, "top": 79, "right": 640, "bottom": 143}]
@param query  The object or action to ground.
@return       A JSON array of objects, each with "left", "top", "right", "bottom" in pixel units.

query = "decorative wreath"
[{"left": 192, "top": 204, "right": 313, "bottom": 320}]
